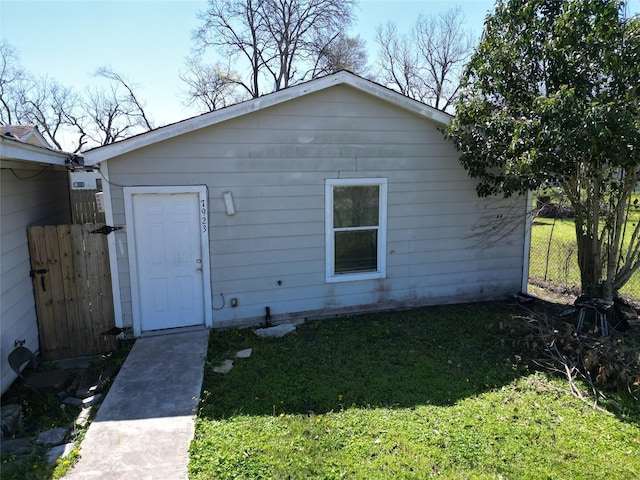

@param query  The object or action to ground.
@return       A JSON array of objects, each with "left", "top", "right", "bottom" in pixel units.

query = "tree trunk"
[{"left": 575, "top": 212, "right": 604, "bottom": 299}]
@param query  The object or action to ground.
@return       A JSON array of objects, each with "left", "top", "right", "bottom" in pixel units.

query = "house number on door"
[{"left": 201, "top": 199, "right": 208, "bottom": 233}]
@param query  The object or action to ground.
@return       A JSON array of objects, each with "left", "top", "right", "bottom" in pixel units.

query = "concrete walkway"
[{"left": 64, "top": 329, "right": 209, "bottom": 480}]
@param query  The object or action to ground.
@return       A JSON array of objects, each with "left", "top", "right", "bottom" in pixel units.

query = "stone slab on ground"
[
  {"left": 81, "top": 394, "right": 103, "bottom": 408},
  {"left": 235, "top": 348, "right": 252, "bottom": 358},
  {"left": 37, "top": 427, "right": 68, "bottom": 446},
  {"left": 63, "top": 396, "right": 83, "bottom": 407},
  {"left": 1, "top": 404, "right": 22, "bottom": 437},
  {"left": 254, "top": 323, "right": 296, "bottom": 338},
  {"left": 75, "top": 407, "right": 92, "bottom": 427},
  {"left": 213, "top": 359, "right": 234, "bottom": 374},
  {"left": 46, "top": 442, "right": 75, "bottom": 465},
  {"left": 1, "top": 437, "right": 33, "bottom": 458}
]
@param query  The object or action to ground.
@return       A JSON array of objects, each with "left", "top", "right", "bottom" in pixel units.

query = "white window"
[{"left": 325, "top": 178, "right": 387, "bottom": 282}]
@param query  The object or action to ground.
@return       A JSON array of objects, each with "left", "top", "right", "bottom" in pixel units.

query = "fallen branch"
[{"left": 521, "top": 310, "right": 639, "bottom": 409}]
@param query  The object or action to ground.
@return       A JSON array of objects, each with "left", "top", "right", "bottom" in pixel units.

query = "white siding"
[
  {"left": 105, "top": 85, "right": 527, "bottom": 329},
  {"left": 0, "top": 166, "right": 71, "bottom": 394}
]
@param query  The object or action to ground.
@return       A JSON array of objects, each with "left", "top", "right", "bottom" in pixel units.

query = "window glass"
[
  {"left": 333, "top": 186, "right": 380, "bottom": 228},
  {"left": 334, "top": 230, "right": 378, "bottom": 273},
  {"left": 326, "top": 179, "right": 387, "bottom": 282}
]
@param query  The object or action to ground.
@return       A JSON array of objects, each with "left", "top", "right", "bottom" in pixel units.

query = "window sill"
[{"left": 325, "top": 271, "right": 385, "bottom": 283}]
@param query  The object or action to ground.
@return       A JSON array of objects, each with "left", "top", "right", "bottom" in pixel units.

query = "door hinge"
[
  {"left": 30, "top": 269, "right": 48, "bottom": 291},
  {"left": 91, "top": 225, "right": 123, "bottom": 235},
  {"left": 30, "top": 269, "right": 48, "bottom": 277}
]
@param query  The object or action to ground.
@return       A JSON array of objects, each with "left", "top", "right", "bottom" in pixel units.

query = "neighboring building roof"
[
  {"left": 1, "top": 124, "right": 53, "bottom": 149},
  {"left": 84, "top": 71, "right": 453, "bottom": 165},
  {"left": 0, "top": 133, "right": 82, "bottom": 167}
]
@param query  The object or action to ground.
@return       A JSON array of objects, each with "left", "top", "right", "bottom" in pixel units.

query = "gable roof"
[
  {"left": 1, "top": 124, "right": 53, "bottom": 148},
  {"left": 83, "top": 71, "right": 452, "bottom": 165}
]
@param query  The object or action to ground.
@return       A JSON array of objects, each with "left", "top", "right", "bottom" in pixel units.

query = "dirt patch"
[{"left": 528, "top": 280, "right": 640, "bottom": 314}]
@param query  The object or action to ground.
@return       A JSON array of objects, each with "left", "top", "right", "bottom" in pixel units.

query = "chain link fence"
[{"left": 528, "top": 217, "right": 639, "bottom": 301}]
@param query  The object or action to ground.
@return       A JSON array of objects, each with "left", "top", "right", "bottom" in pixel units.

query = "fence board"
[
  {"left": 27, "top": 227, "right": 57, "bottom": 358},
  {"left": 81, "top": 224, "right": 114, "bottom": 355},
  {"left": 70, "top": 190, "right": 105, "bottom": 224},
  {"left": 27, "top": 223, "right": 116, "bottom": 360},
  {"left": 70, "top": 225, "right": 94, "bottom": 357},
  {"left": 45, "top": 225, "right": 71, "bottom": 359},
  {"left": 57, "top": 225, "right": 80, "bottom": 357}
]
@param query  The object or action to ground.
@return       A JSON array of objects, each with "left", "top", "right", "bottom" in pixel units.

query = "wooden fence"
[
  {"left": 27, "top": 224, "right": 116, "bottom": 360},
  {"left": 70, "top": 190, "right": 106, "bottom": 224}
]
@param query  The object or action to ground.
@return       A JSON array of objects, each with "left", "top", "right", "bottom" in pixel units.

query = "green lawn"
[
  {"left": 189, "top": 304, "right": 640, "bottom": 479},
  {"left": 529, "top": 194, "right": 640, "bottom": 298}
]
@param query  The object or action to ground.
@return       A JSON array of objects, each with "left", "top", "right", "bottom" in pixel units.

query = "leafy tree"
[{"left": 447, "top": 0, "right": 640, "bottom": 301}]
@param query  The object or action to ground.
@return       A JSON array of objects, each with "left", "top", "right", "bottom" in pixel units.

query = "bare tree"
[
  {"left": 1, "top": 41, "right": 153, "bottom": 151},
  {"left": 312, "top": 34, "right": 368, "bottom": 77},
  {"left": 374, "top": 22, "right": 422, "bottom": 99},
  {"left": 0, "top": 42, "right": 81, "bottom": 150},
  {"left": 194, "top": 0, "right": 269, "bottom": 98},
  {"left": 0, "top": 40, "right": 28, "bottom": 125},
  {"left": 413, "top": 8, "right": 474, "bottom": 111},
  {"left": 15, "top": 77, "right": 80, "bottom": 150},
  {"left": 80, "top": 68, "right": 154, "bottom": 147},
  {"left": 261, "top": 0, "right": 357, "bottom": 90},
  {"left": 81, "top": 85, "right": 137, "bottom": 146},
  {"left": 374, "top": 7, "right": 474, "bottom": 111},
  {"left": 95, "top": 67, "right": 153, "bottom": 131},
  {"left": 63, "top": 109, "right": 90, "bottom": 153},
  {"left": 46, "top": 67, "right": 154, "bottom": 150},
  {"left": 193, "top": 0, "right": 357, "bottom": 99},
  {"left": 180, "top": 57, "right": 245, "bottom": 113},
  {"left": 65, "top": 68, "right": 154, "bottom": 151}
]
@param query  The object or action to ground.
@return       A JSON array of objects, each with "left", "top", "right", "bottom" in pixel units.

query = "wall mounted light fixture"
[{"left": 222, "top": 191, "right": 236, "bottom": 216}]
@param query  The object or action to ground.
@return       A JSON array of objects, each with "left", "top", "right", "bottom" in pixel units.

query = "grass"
[
  {"left": 189, "top": 303, "right": 640, "bottom": 479},
  {"left": 529, "top": 192, "right": 640, "bottom": 298},
  {"left": 529, "top": 217, "right": 583, "bottom": 291}
]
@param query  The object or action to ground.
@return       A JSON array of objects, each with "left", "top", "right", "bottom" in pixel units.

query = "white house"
[
  {"left": 0, "top": 131, "right": 79, "bottom": 394},
  {"left": 83, "top": 72, "right": 531, "bottom": 336}
]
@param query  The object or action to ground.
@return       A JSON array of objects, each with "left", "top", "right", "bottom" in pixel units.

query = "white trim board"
[
  {"left": 123, "top": 185, "right": 212, "bottom": 335},
  {"left": 325, "top": 178, "right": 388, "bottom": 283}
]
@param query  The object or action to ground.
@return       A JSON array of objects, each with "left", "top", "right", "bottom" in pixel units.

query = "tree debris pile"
[{"left": 523, "top": 313, "right": 640, "bottom": 404}]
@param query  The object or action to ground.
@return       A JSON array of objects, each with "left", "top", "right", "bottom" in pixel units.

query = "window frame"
[{"left": 325, "top": 178, "right": 387, "bottom": 283}]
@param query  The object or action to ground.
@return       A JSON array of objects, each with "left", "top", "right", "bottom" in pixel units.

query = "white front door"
[{"left": 124, "top": 186, "right": 212, "bottom": 334}]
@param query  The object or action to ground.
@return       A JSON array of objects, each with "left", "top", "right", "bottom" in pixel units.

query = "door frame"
[{"left": 123, "top": 186, "right": 212, "bottom": 336}]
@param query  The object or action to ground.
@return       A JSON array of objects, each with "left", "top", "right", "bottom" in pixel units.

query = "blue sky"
[{"left": 1, "top": 0, "right": 639, "bottom": 129}]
